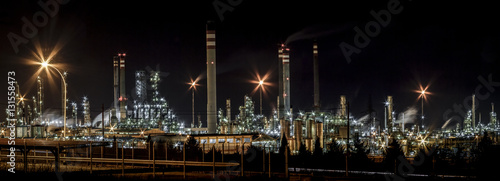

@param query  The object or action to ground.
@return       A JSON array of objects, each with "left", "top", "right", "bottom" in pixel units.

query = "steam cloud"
[
  {"left": 393, "top": 107, "right": 418, "bottom": 124},
  {"left": 285, "top": 23, "right": 354, "bottom": 45}
]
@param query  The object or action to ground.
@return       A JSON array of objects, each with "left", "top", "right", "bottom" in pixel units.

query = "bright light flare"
[
  {"left": 41, "top": 61, "right": 48, "bottom": 68},
  {"left": 26, "top": 44, "right": 68, "bottom": 95},
  {"left": 414, "top": 84, "right": 432, "bottom": 103},
  {"left": 187, "top": 74, "right": 203, "bottom": 91},
  {"left": 250, "top": 70, "right": 273, "bottom": 96},
  {"left": 17, "top": 94, "right": 28, "bottom": 104}
]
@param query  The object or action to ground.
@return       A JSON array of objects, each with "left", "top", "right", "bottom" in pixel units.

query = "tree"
[
  {"left": 279, "top": 135, "right": 289, "bottom": 155},
  {"left": 350, "top": 136, "right": 372, "bottom": 170},
  {"left": 478, "top": 131, "right": 493, "bottom": 153},
  {"left": 313, "top": 136, "right": 323, "bottom": 156},
  {"left": 185, "top": 136, "right": 202, "bottom": 161},
  {"left": 295, "top": 142, "right": 311, "bottom": 168},
  {"left": 384, "top": 137, "right": 404, "bottom": 173},
  {"left": 326, "top": 140, "right": 345, "bottom": 169}
]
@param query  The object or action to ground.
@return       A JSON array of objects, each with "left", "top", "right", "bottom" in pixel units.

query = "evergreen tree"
[
  {"left": 478, "top": 131, "right": 492, "bottom": 153},
  {"left": 279, "top": 135, "right": 289, "bottom": 155},
  {"left": 326, "top": 140, "right": 345, "bottom": 169},
  {"left": 350, "top": 136, "right": 372, "bottom": 170},
  {"left": 384, "top": 137, "right": 404, "bottom": 173},
  {"left": 297, "top": 142, "right": 310, "bottom": 168},
  {"left": 313, "top": 136, "right": 323, "bottom": 156},
  {"left": 185, "top": 136, "right": 201, "bottom": 160}
]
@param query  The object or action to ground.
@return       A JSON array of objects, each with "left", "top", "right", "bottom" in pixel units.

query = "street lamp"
[
  {"left": 41, "top": 61, "right": 68, "bottom": 137},
  {"left": 416, "top": 84, "right": 431, "bottom": 130},
  {"left": 259, "top": 80, "right": 264, "bottom": 115},
  {"left": 189, "top": 80, "right": 197, "bottom": 128},
  {"left": 384, "top": 101, "right": 389, "bottom": 131},
  {"left": 251, "top": 71, "right": 271, "bottom": 117}
]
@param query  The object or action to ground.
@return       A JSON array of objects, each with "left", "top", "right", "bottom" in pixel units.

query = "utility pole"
[
  {"left": 102, "top": 104, "right": 104, "bottom": 139},
  {"left": 346, "top": 101, "right": 349, "bottom": 177}
]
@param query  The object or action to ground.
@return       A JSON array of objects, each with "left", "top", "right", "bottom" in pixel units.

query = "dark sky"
[{"left": 1, "top": 0, "right": 499, "bottom": 130}]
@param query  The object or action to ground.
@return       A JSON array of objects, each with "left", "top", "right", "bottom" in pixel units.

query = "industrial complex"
[{"left": 2, "top": 22, "right": 499, "bottom": 160}]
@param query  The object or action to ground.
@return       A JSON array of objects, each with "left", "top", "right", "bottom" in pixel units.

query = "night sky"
[{"left": 1, "top": 0, "right": 499, "bottom": 130}]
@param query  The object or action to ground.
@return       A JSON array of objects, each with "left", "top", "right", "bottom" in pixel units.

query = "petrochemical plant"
[{"left": 2, "top": 22, "right": 499, "bottom": 158}]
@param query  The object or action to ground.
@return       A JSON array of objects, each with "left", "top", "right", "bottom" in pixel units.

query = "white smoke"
[
  {"left": 393, "top": 107, "right": 418, "bottom": 124},
  {"left": 356, "top": 114, "right": 370, "bottom": 123},
  {"left": 92, "top": 108, "right": 119, "bottom": 127},
  {"left": 441, "top": 118, "right": 453, "bottom": 129},
  {"left": 40, "top": 109, "right": 76, "bottom": 133},
  {"left": 285, "top": 23, "right": 354, "bottom": 44}
]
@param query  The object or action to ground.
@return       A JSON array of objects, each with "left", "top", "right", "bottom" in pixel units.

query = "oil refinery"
[
  {"left": 2, "top": 22, "right": 499, "bottom": 161},
  {"left": 2, "top": 24, "right": 500, "bottom": 181}
]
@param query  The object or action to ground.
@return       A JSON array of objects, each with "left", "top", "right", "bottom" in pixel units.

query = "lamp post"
[
  {"left": 421, "top": 90, "right": 424, "bottom": 129},
  {"left": 41, "top": 61, "right": 67, "bottom": 137},
  {"left": 417, "top": 86, "right": 430, "bottom": 130},
  {"left": 189, "top": 81, "right": 197, "bottom": 128},
  {"left": 259, "top": 80, "right": 264, "bottom": 115}
]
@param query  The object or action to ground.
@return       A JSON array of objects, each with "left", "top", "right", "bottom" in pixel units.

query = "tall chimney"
[
  {"left": 113, "top": 55, "right": 119, "bottom": 118},
  {"left": 278, "top": 45, "right": 284, "bottom": 119},
  {"left": 491, "top": 103, "right": 497, "bottom": 128},
  {"left": 119, "top": 53, "right": 127, "bottom": 122},
  {"left": 206, "top": 21, "right": 217, "bottom": 134},
  {"left": 281, "top": 44, "right": 291, "bottom": 118},
  {"left": 313, "top": 41, "right": 320, "bottom": 112},
  {"left": 340, "top": 95, "right": 347, "bottom": 118},
  {"left": 387, "top": 96, "right": 393, "bottom": 133},
  {"left": 226, "top": 98, "right": 231, "bottom": 123},
  {"left": 472, "top": 94, "right": 476, "bottom": 131}
]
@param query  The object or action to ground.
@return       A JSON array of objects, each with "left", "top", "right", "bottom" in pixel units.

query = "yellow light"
[
  {"left": 41, "top": 61, "right": 48, "bottom": 68},
  {"left": 259, "top": 80, "right": 264, "bottom": 86}
]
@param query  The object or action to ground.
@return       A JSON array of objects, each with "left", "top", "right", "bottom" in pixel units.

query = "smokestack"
[
  {"left": 387, "top": 96, "right": 393, "bottom": 133},
  {"left": 278, "top": 45, "right": 284, "bottom": 119},
  {"left": 472, "top": 94, "right": 475, "bottom": 131},
  {"left": 119, "top": 53, "right": 127, "bottom": 122},
  {"left": 340, "top": 95, "right": 347, "bottom": 118},
  {"left": 313, "top": 41, "right": 320, "bottom": 112},
  {"left": 282, "top": 45, "right": 291, "bottom": 118},
  {"left": 113, "top": 55, "right": 119, "bottom": 118},
  {"left": 226, "top": 98, "right": 231, "bottom": 123},
  {"left": 491, "top": 103, "right": 497, "bottom": 128},
  {"left": 206, "top": 21, "right": 217, "bottom": 134}
]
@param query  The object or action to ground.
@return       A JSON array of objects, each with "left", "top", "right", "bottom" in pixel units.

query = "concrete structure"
[
  {"left": 119, "top": 53, "right": 127, "bottom": 122},
  {"left": 206, "top": 22, "right": 217, "bottom": 134}
]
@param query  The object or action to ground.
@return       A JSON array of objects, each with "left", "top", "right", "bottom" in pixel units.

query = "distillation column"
[{"left": 387, "top": 96, "right": 393, "bottom": 133}]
